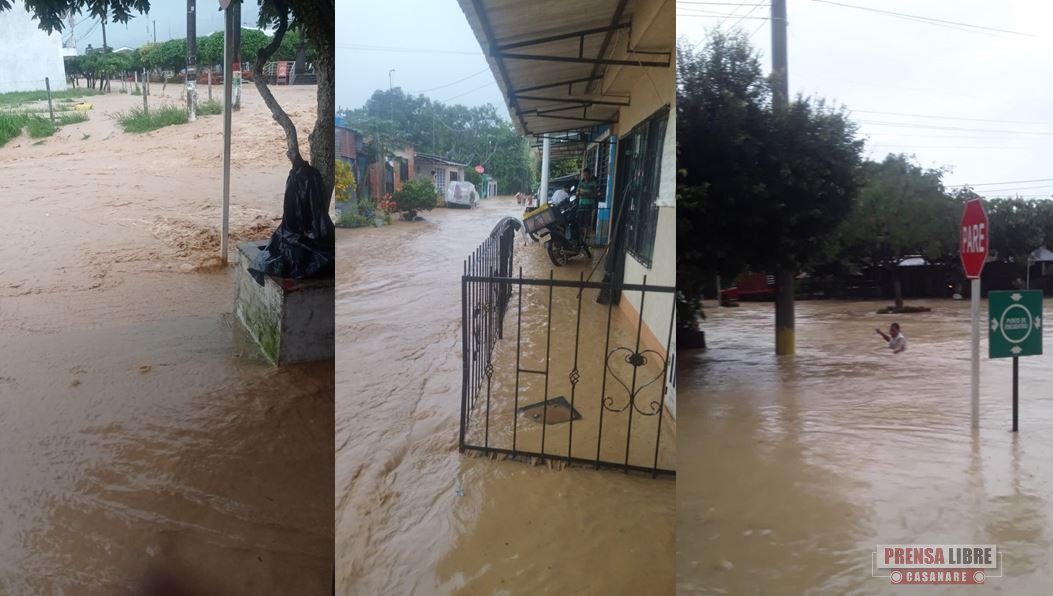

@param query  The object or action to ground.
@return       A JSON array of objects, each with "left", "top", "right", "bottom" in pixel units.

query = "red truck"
[{"left": 720, "top": 272, "right": 776, "bottom": 304}]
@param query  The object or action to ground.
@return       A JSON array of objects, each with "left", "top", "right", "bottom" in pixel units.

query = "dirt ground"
[{"left": 0, "top": 83, "right": 333, "bottom": 594}]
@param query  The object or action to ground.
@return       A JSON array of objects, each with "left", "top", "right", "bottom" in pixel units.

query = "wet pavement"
[
  {"left": 680, "top": 299, "right": 1053, "bottom": 594},
  {"left": 336, "top": 197, "right": 675, "bottom": 595}
]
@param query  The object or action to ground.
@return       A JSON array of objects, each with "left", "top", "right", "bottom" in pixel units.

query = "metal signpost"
[
  {"left": 989, "top": 290, "right": 1042, "bottom": 432},
  {"left": 960, "top": 198, "right": 989, "bottom": 428},
  {"left": 220, "top": 0, "right": 233, "bottom": 263}
]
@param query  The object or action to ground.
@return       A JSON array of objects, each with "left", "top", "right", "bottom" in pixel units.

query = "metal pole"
[
  {"left": 971, "top": 277, "right": 980, "bottom": 428},
  {"left": 771, "top": 0, "right": 794, "bottom": 355},
  {"left": 1026, "top": 257, "right": 1031, "bottom": 289},
  {"left": 221, "top": 6, "right": 233, "bottom": 264},
  {"left": 232, "top": 1, "right": 242, "bottom": 110},
  {"left": 539, "top": 137, "right": 551, "bottom": 205},
  {"left": 186, "top": 0, "right": 197, "bottom": 121},
  {"left": 1012, "top": 356, "right": 1019, "bottom": 432},
  {"left": 44, "top": 77, "right": 54, "bottom": 124},
  {"left": 142, "top": 69, "right": 148, "bottom": 113}
]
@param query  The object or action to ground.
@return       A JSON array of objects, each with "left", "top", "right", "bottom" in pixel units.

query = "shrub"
[
  {"left": 197, "top": 99, "right": 223, "bottom": 116},
  {"left": 338, "top": 211, "right": 373, "bottom": 228},
  {"left": 391, "top": 178, "right": 437, "bottom": 216},
  {"left": 116, "top": 105, "right": 188, "bottom": 133}
]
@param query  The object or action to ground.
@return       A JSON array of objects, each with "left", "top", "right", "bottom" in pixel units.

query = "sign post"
[
  {"left": 960, "top": 198, "right": 989, "bottom": 429},
  {"left": 989, "top": 290, "right": 1042, "bottom": 431}
]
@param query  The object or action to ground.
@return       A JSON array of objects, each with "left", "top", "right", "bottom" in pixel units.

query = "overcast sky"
[
  {"left": 335, "top": 0, "right": 507, "bottom": 115},
  {"left": 678, "top": 0, "right": 1053, "bottom": 195},
  {"left": 63, "top": 2, "right": 261, "bottom": 51}
]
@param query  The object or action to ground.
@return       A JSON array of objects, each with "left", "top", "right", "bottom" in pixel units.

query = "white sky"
[
  {"left": 63, "top": 3, "right": 262, "bottom": 50},
  {"left": 677, "top": 0, "right": 1053, "bottom": 195},
  {"left": 336, "top": 0, "right": 507, "bottom": 115}
]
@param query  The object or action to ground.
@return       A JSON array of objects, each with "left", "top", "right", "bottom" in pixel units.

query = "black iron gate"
[{"left": 460, "top": 222, "right": 676, "bottom": 477}]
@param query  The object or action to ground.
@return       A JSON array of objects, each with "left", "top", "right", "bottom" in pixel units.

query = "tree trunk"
[
  {"left": 310, "top": 38, "right": 335, "bottom": 205},
  {"left": 775, "top": 268, "right": 795, "bottom": 355},
  {"left": 892, "top": 274, "right": 904, "bottom": 310}
]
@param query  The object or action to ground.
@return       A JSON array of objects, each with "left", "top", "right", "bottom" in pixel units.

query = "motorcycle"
[{"left": 522, "top": 198, "right": 592, "bottom": 267}]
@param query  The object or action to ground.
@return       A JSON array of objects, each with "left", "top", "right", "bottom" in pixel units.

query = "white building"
[{"left": 0, "top": 4, "right": 67, "bottom": 93}]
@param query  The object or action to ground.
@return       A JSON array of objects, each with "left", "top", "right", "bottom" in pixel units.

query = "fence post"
[
  {"left": 142, "top": 69, "right": 149, "bottom": 115},
  {"left": 44, "top": 77, "right": 55, "bottom": 124}
]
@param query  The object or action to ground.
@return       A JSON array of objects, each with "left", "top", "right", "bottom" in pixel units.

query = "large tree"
[
  {"left": 5, "top": 0, "right": 335, "bottom": 200},
  {"left": 677, "top": 31, "right": 864, "bottom": 346},
  {"left": 838, "top": 154, "right": 958, "bottom": 309},
  {"left": 340, "top": 89, "right": 536, "bottom": 195}
]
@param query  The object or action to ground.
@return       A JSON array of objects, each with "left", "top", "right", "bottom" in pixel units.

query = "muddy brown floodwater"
[
  {"left": 0, "top": 84, "right": 332, "bottom": 594},
  {"left": 680, "top": 299, "right": 1053, "bottom": 594},
  {"left": 337, "top": 197, "right": 675, "bottom": 595}
]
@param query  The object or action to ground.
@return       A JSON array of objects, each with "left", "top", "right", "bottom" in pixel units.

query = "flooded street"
[
  {"left": 680, "top": 299, "right": 1053, "bottom": 594},
  {"left": 337, "top": 197, "right": 674, "bottom": 594},
  {"left": 0, "top": 85, "right": 333, "bottom": 594}
]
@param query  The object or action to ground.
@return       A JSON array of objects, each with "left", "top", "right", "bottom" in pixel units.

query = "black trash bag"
[{"left": 248, "top": 160, "right": 335, "bottom": 285}]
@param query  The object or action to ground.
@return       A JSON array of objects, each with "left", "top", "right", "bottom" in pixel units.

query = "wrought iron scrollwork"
[{"left": 602, "top": 347, "right": 666, "bottom": 416}]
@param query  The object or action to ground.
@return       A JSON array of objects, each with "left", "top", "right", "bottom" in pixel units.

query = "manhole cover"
[{"left": 517, "top": 396, "right": 582, "bottom": 425}]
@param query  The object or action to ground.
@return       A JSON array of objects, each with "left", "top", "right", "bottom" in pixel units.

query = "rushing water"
[
  {"left": 336, "top": 198, "right": 675, "bottom": 595},
  {"left": 0, "top": 86, "right": 333, "bottom": 594},
  {"left": 680, "top": 299, "right": 1053, "bottom": 594}
]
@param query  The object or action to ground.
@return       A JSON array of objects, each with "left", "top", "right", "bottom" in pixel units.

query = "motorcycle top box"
[{"left": 523, "top": 203, "right": 560, "bottom": 234}]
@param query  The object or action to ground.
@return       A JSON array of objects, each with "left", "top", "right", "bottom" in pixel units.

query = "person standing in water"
[{"left": 875, "top": 322, "right": 907, "bottom": 353}]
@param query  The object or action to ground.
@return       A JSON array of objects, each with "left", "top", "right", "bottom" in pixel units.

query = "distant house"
[
  {"left": 414, "top": 153, "right": 467, "bottom": 195},
  {"left": 0, "top": 4, "right": 67, "bottom": 92},
  {"left": 336, "top": 116, "right": 417, "bottom": 199}
]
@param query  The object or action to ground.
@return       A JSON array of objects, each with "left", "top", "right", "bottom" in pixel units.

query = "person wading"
[
  {"left": 576, "top": 167, "right": 600, "bottom": 242},
  {"left": 875, "top": 322, "right": 907, "bottom": 353}
]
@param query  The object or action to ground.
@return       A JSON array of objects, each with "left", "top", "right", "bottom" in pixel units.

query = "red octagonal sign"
[{"left": 960, "top": 198, "right": 989, "bottom": 279}]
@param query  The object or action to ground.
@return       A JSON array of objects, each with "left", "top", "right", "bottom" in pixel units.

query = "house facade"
[
  {"left": 459, "top": 0, "right": 676, "bottom": 418},
  {"left": 0, "top": 4, "right": 68, "bottom": 93},
  {"left": 414, "top": 153, "right": 467, "bottom": 196}
]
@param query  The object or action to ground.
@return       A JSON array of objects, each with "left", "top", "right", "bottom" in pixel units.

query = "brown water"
[
  {"left": 680, "top": 299, "right": 1053, "bottom": 594},
  {"left": 336, "top": 198, "right": 675, "bottom": 595},
  {"left": 0, "top": 84, "right": 333, "bottom": 594}
]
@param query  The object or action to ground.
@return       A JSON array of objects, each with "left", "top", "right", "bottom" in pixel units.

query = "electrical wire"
[
  {"left": 857, "top": 120, "right": 1053, "bottom": 137},
  {"left": 410, "top": 68, "right": 490, "bottom": 94},
  {"left": 336, "top": 43, "right": 481, "bottom": 56},
  {"left": 811, "top": 0, "right": 1037, "bottom": 38},
  {"left": 851, "top": 109, "right": 1053, "bottom": 128},
  {"left": 439, "top": 81, "right": 497, "bottom": 103}
]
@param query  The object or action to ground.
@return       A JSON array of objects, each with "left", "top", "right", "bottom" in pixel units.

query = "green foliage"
[
  {"left": 197, "top": 99, "right": 223, "bottom": 116},
  {"left": 391, "top": 178, "right": 438, "bottom": 214},
  {"left": 838, "top": 154, "right": 957, "bottom": 269},
  {"left": 0, "top": 88, "right": 100, "bottom": 107},
  {"left": 340, "top": 89, "right": 535, "bottom": 194},
  {"left": 464, "top": 168, "right": 482, "bottom": 189},
  {"left": 0, "top": 110, "right": 88, "bottom": 145},
  {"left": 677, "top": 32, "right": 864, "bottom": 315},
  {"left": 550, "top": 158, "right": 580, "bottom": 178},
  {"left": 116, "top": 105, "right": 188, "bottom": 132},
  {"left": 25, "top": 115, "right": 55, "bottom": 138},
  {"left": 2, "top": 0, "right": 150, "bottom": 34},
  {"left": 338, "top": 211, "right": 374, "bottom": 228}
]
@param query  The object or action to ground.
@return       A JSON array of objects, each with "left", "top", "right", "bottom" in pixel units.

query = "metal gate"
[{"left": 460, "top": 223, "right": 676, "bottom": 477}]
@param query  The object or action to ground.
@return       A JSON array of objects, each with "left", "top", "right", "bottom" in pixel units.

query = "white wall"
[{"left": 0, "top": 5, "right": 67, "bottom": 93}]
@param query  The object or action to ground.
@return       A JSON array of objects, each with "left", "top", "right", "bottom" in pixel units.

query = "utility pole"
[
  {"left": 232, "top": 1, "right": 242, "bottom": 110},
  {"left": 186, "top": 0, "right": 198, "bottom": 121},
  {"left": 771, "top": 0, "right": 795, "bottom": 355},
  {"left": 153, "top": 20, "right": 157, "bottom": 43},
  {"left": 221, "top": 1, "right": 234, "bottom": 264},
  {"left": 101, "top": 17, "right": 107, "bottom": 52}
]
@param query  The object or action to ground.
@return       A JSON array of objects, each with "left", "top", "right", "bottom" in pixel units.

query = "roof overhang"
[{"left": 457, "top": 0, "right": 673, "bottom": 142}]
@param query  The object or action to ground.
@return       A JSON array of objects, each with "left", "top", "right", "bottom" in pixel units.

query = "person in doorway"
[
  {"left": 875, "top": 322, "right": 907, "bottom": 353},
  {"left": 550, "top": 182, "right": 572, "bottom": 206},
  {"left": 576, "top": 167, "right": 601, "bottom": 242}
]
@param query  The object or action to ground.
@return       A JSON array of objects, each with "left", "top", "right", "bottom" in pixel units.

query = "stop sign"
[{"left": 960, "top": 198, "right": 989, "bottom": 279}]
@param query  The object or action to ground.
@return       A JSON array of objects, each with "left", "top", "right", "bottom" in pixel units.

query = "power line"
[
  {"left": 949, "top": 178, "right": 1053, "bottom": 187},
  {"left": 439, "top": 81, "right": 497, "bottom": 103},
  {"left": 857, "top": 120, "right": 1053, "bottom": 137},
  {"left": 811, "top": 0, "right": 1037, "bottom": 38},
  {"left": 851, "top": 109, "right": 1053, "bottom": 128},
  {"left": 336, "top": 43, "right": 481, "bottom": 56},
  {"left": 677, "top": 11, "right": 772, "bottom": 20},
  {"left": 410, "top": 68, "right": 490, "bottom": 94},
  {"left": 678, "top": 1, "right": 768, "bottom": 5}
]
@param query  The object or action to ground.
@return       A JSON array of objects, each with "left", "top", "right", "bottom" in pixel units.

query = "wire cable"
[{"left": 811, "top": 0, "right": 1037, "bottom": 37}]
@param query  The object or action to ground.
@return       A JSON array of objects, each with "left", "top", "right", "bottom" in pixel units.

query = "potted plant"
[{"left": 391, "top": 178, "right": 438, "bottom": 221}]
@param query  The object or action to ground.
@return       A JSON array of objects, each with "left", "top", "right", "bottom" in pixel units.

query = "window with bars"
[{"left": 619, "top": 107, "right": 668, "bottom": 268}]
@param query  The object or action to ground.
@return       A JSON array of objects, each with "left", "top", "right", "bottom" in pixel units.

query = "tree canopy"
[
  {"left": 677, "top": 31, "right": 865, "bottom": 316},
  {"left": 340, "top": 89, "right": 536, "bottom": 195}
]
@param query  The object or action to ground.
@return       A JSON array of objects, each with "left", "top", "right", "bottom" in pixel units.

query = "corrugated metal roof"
[{"left": 457, "top": 0, "right": 672, "bottom": 138}]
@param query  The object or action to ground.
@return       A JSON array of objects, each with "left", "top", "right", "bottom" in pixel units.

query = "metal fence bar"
[
  {"left": 623, "top": 277, "right": 648, "bottom": 472},
  {"left": 596, "top": 292, "right": 616, "bottom": 469},
  {"left": 540, "top": 270, "right": 554, "bottom": 458},
  {"left": 653, "top": 299, "right": 677, "bottom": 477},
  {"left": 568, "top": 271, "right": 584, "bottom": 464},
  {"left": 460, "top": 259, "right": 469, "bottom": 452},
  {"left": 513, "top": 268, "right": 524, "bottom": 454}
]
